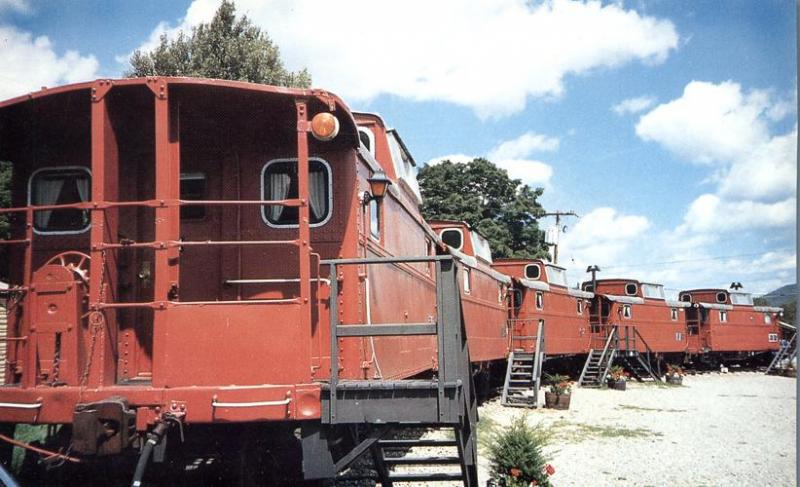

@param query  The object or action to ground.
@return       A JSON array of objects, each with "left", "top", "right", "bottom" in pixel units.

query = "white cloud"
[
  {"left": 0, "top": 0, "right": 30, "bottom": 14},
  {"left": 679, "top": 194, "right": 796, "bottom": 233},
  {"left": 426, "top": 154, "right": 475, "bottom": 166},
  {"left": 0, "top": 25, "right": 99, "bottom": 100},
  {"left": 611, "top": 95, "right": 656, "bottom": 115},
  {"left": 558, "top": 207, "right": 651, "bottom": 273},
  {"left": 130, "top": 0, "right": 679, "bottom": 118},
  {"left": 635, "top": 80, "right": 797, "bottom": 235},
  {"left": 489, "top": 133, "right": 560, "bottom": 159},
  {"left": 636, "top": 81, "right": 772, "bottom": 164},
  {"left": 494, "top": 159, "right": 554, "bottom": 187},
  {"left": 718, "top": 128, "right": 797, "bottom": 203}
]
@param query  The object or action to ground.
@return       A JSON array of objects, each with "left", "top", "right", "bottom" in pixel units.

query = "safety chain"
[{"left": 78, "top": 249, "right": 107, "bottom": 401}]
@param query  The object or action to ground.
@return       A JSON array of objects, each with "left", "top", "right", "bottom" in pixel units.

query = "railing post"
[
  {"left": 435, "top": 260, "right": 445, "bottom": 421},
  {"left": 295, "top": 100, "right": 313, "bottom": 382},
  {"left": 328, "top": 263, "right": 339, "bottom": 423}
]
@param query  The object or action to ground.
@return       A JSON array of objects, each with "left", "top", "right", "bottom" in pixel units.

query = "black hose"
[{"left": 131, "top": 422, "right": 170, "bottom": 487}]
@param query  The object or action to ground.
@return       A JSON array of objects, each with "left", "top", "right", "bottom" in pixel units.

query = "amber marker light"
[{"left": 310, "top": 112, "right": 340, "bottom": 141}]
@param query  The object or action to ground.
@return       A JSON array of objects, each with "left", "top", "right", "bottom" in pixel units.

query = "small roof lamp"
[{"left": 364, "top": 169, "right": 392, "bottom": 205}]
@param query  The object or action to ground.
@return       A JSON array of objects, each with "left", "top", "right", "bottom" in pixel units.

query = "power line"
[{"left": 600, "top": 250, "right": 795, "bottom": 270}]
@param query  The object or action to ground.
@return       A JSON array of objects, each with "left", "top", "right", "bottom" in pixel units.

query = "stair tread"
[
  {"left": 384, "top": 456, "right": 461, "bottom": 465},
  {"left": 388, "top": 472, "right": 464, "bottom": 481},
  {"left": 379, "top": 439, "right": 458, "bottom": 447}
]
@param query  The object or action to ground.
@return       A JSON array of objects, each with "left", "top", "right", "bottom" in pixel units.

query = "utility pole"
[{"left": 542, "top": 211, "right": 578, "bottom": 264}]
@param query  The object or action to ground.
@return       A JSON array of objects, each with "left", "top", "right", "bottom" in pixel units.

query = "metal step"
[
  {"left": 378, "top": 439, "right": 458, "bottom": 448},
  {"left": 388, "top": 472, "right": 464, "bottom": 482},
  {"left": 384, "top": 456, "right": 461, "bottom": 465}
]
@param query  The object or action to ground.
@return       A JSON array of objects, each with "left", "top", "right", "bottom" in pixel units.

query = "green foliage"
[
  {"left": 417, "top": 158, "right": 548, "bottom": 259},
  {"left": 544, "top": 373, "right": 572, "bottom": 395},
  {"left": 784, "top": 300, "right": 796, "bottom": 325},
  {"left": 126, "top": 0, "right": 311, "bottom": 88},
  {"left": 483, "top": 416, "right": 553, "bottom": 487}
]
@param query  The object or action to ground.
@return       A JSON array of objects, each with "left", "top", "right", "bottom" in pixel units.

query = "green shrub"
[{"left": 483, "top": 416, "right": 554, "bottom": 487}]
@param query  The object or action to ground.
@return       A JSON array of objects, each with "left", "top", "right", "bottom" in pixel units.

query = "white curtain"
[
  {"left": 75, "top": 174, "right": 90, "bottom": 226},
  {"left": 309, "top": 170, "right": 326, "bottom": 221},
  {"left": 268, "top": 172, "right": 291, "bottom": 221},
  {"left": 34, "top": 177, "right": 65, "bottom": 229}
]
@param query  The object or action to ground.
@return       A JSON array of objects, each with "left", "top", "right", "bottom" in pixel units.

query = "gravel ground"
[{"left": 476, "top": 372, "right": 796, "bottom": 487}]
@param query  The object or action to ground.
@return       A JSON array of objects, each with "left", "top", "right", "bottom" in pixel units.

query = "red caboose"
[
  {"left": 493, "top": 258, "right": 593, "bottom": 356},
  {"left": 679, "top": 288, "right": 782, "bottom": 361},
  {"left": 0, "top": 78, "right": 479, "bottom": 484}
]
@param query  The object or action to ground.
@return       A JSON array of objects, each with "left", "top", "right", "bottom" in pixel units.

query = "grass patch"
[
  {"left": 617, "top": 404, "right": 687, "bottom": 413},
  {"left": 550, "top": 419, "right": 662, "bottom": 442}
]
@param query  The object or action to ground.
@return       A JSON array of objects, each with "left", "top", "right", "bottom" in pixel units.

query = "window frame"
[
  {"left": 535, "top": 291, "right": 544, "bottom": 310},
  {"left": 768, "top": 333, "right": 778, "bottom": 343},
  {"left": 180, "top": 172, "right": 208, "bottom": 221},
  {"left": 622, "top": 304, "right": 632, "bottom": 319},
  {"left": 369, "top": 198, "right": 381, "bottom": 241},
  {"left": 260, "top": 157, "right": 333, "bottom": 229},
  {"left": 28, "top": 165, "right": 92, "bottom": 236},
  {"left": 719, "top": 310, "right": 728, "bottom": 323},
  {"left": 675, "top": 332, "right": 684, "bottom": 342},
  {"left": 764, "top": 314, "right": 772, "bottom": 325},
  {"left": 716, "top": 292, "right": 727, "bottom": 304},
  {"left": 625, "top": 283, "right": 638, "bottom": 296},
  {"left": 463, "top": 268, "right": 471, "bottom": 294},
  {"left": 440, "top": 228, "right": 464, "bottom": 251},
  {"left": 671, "top": 308, "right": 678, "bottom": 321},
  {"left": 577, "top": 299, "right": 583, "bottom": 315},
  {"left": 524, "top": 264, "right": 541, "bottom": 280},
  {"left": 358, "top": 127, "right": 376, "bottom": 157}
]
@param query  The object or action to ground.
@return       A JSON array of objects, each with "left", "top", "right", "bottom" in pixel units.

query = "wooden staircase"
[
  {"left": 305, "top": 256, "right": 478, "bottom": 486},
  {"left": 766, "top": 333, "right": 797, "bottom": 375},
  {"left": 578, "top": 329, "right": 617, "bottom": 388},
  {"left": 501, "top": 319, "right": 545, "bottom": 407}
]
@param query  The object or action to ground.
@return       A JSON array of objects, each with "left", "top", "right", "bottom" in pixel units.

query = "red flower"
[
  {"left": 530, "top": 481, "right": 539, "bottom": 486},
  {"left": 510, "top": 467, "right": 522, "bottom": 478},
  {"left": 544, "top": 464, "right": 556, "bottom": 476}
]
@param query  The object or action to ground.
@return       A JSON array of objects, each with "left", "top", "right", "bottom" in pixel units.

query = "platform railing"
[{"left": 322, "top": 255, "right": 467, "bottom": 424}]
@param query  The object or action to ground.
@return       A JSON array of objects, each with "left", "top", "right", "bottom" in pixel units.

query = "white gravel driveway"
[{"left": 477, "top": 372, "right": 796, "bottom": 487}]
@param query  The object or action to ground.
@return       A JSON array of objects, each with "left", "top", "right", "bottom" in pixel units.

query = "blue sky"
[{"left": 0, "top": 0, "right": 795, "bottom": 296}]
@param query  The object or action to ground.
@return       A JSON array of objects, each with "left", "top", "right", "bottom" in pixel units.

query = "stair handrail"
[
  {"left": 630, "top": 326, "right": 661, "bottom": 378},
  {"left": 598, "top": 326, "right": 618, "bottom": 384}
]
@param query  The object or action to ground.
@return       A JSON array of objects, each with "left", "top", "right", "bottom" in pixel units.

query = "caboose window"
[
  {"left": 768, "top": 333, "right": 778, "bottom": 342},
  {"left": 535, "top": 291, "right": 544, "bottom": 310},
  {"left": 719, "top": 310, "right": 728, "bottom": 323},
  {"left": 180, "top": 172, "right": 206, "bottom": 220},
  {"left": 625, "top": 283, "right": 638, "bottom": 296},
  {"left": 358, "top": 127, "right": 375, "bottom": 157},
  {"left": 680, "top": 294, "right": 691, "bottom": 302},
  {"left": 577, "top": 300, "right": 583, "bottom": 315},
  {"left": 622, "top": 305, "right": 632, "bottom": 318},
  {"left": 511, "top": 289, "right": 522, "bottom": 309},
  {"left": 716, "top": 292, "right": 727, "bottom": 304},
  {"left": 764, "top": 314, "right": 772, "bottom": 325},
  {"left": 463, "top": 268, "right": 471, "bottom": 294},
  {"left": 369, "top": 199, "right": 380, "bottom": 240},
  {"left": 29, "top": 167, "right": 91, "bottom": 234},
  {"left": 441, "top": 229, "right": 463, "bottom": 250},
  {"left": 524, "top": 264, "right": 541, "bottom": 280},
  {"left": 261, "top": 158, "right": 332, "bottom": 227},
  {"left": 671, "top": 308, "right": 678, "bottom": 321}
]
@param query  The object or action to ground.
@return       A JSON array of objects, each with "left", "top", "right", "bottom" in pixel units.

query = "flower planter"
[
  {"left": 665, "top": 375, "right": 683, "bottom": 385},
  {"left": 783, "top": 368, "right": 797, "bottom": 378},
  {"left": 544, "top": 392, "right": 571, "bottom": 410},
  {"left": 607, "top": 379, "right": 626, "bottom": 391}
]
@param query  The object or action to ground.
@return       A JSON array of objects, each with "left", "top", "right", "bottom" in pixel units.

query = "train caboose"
[
  {"left": 0, "top": 78, "right": 478, "bottom": 485},
  {"left": 679, "top": 288, "right": 782, "bottom": 362}
]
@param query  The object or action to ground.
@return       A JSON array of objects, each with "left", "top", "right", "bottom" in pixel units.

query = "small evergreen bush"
[{"left": 483, "top": 416, "right": 554, "bottom": 487}]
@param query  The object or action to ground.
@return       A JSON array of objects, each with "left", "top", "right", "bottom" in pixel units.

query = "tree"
[
  {"left": 417, "top": 158, "right": 548, "bottom": 259},
  {"left": 126, "top": 0, "right": 311, "bottom": 88}
]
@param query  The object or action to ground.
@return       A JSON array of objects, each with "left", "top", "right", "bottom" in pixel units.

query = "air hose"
[{"left": 131, "top": 421, "right": 170, "bottom": 487}]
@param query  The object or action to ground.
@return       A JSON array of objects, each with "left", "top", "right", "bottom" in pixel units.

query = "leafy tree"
[
  {"left": 418, "top": 158, "right": 548, "bottom": 259},
  {"left": 126, "top": 0, "right": 311, "bottom": 88}
]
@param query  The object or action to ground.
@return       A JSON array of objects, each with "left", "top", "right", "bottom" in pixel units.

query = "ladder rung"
[
  {"left": 378, "top": 439, "right": 458, "bottom": 448},
  {"left": 384, "top": 456, "right": 461, "bottom": 465},
  {"left": 388, "top": 472, "right": 464, "bottom": 482}
]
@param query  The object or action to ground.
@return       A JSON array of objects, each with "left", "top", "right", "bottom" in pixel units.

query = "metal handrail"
[{"left": 325, "top": 255, "right": 456, "bottom": 423}]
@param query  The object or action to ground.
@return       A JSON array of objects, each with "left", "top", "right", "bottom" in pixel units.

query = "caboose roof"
[{"left": 0, "top": 77, "right": 360, "bottom": 160}]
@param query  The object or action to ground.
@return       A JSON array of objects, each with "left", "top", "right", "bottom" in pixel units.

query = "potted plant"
[
  {"left": 543, "top": 373, "right": 572, "bottom": 410},
  {"left": 783, "top": 362, "right": 797, "bottom": 378},
  {"left": 665, "top": 364, "right": 685, "bottom": 385},
  {"left": 484, "top": 416, "right": 556, "bottom": 487},
  {"left": 606, "top": 365, "right": 626, "bottom": 391}
]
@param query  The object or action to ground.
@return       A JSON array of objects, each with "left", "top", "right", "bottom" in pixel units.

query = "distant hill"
[{"left": 761, "top": 283, "right": 797, "bottom": 307}]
